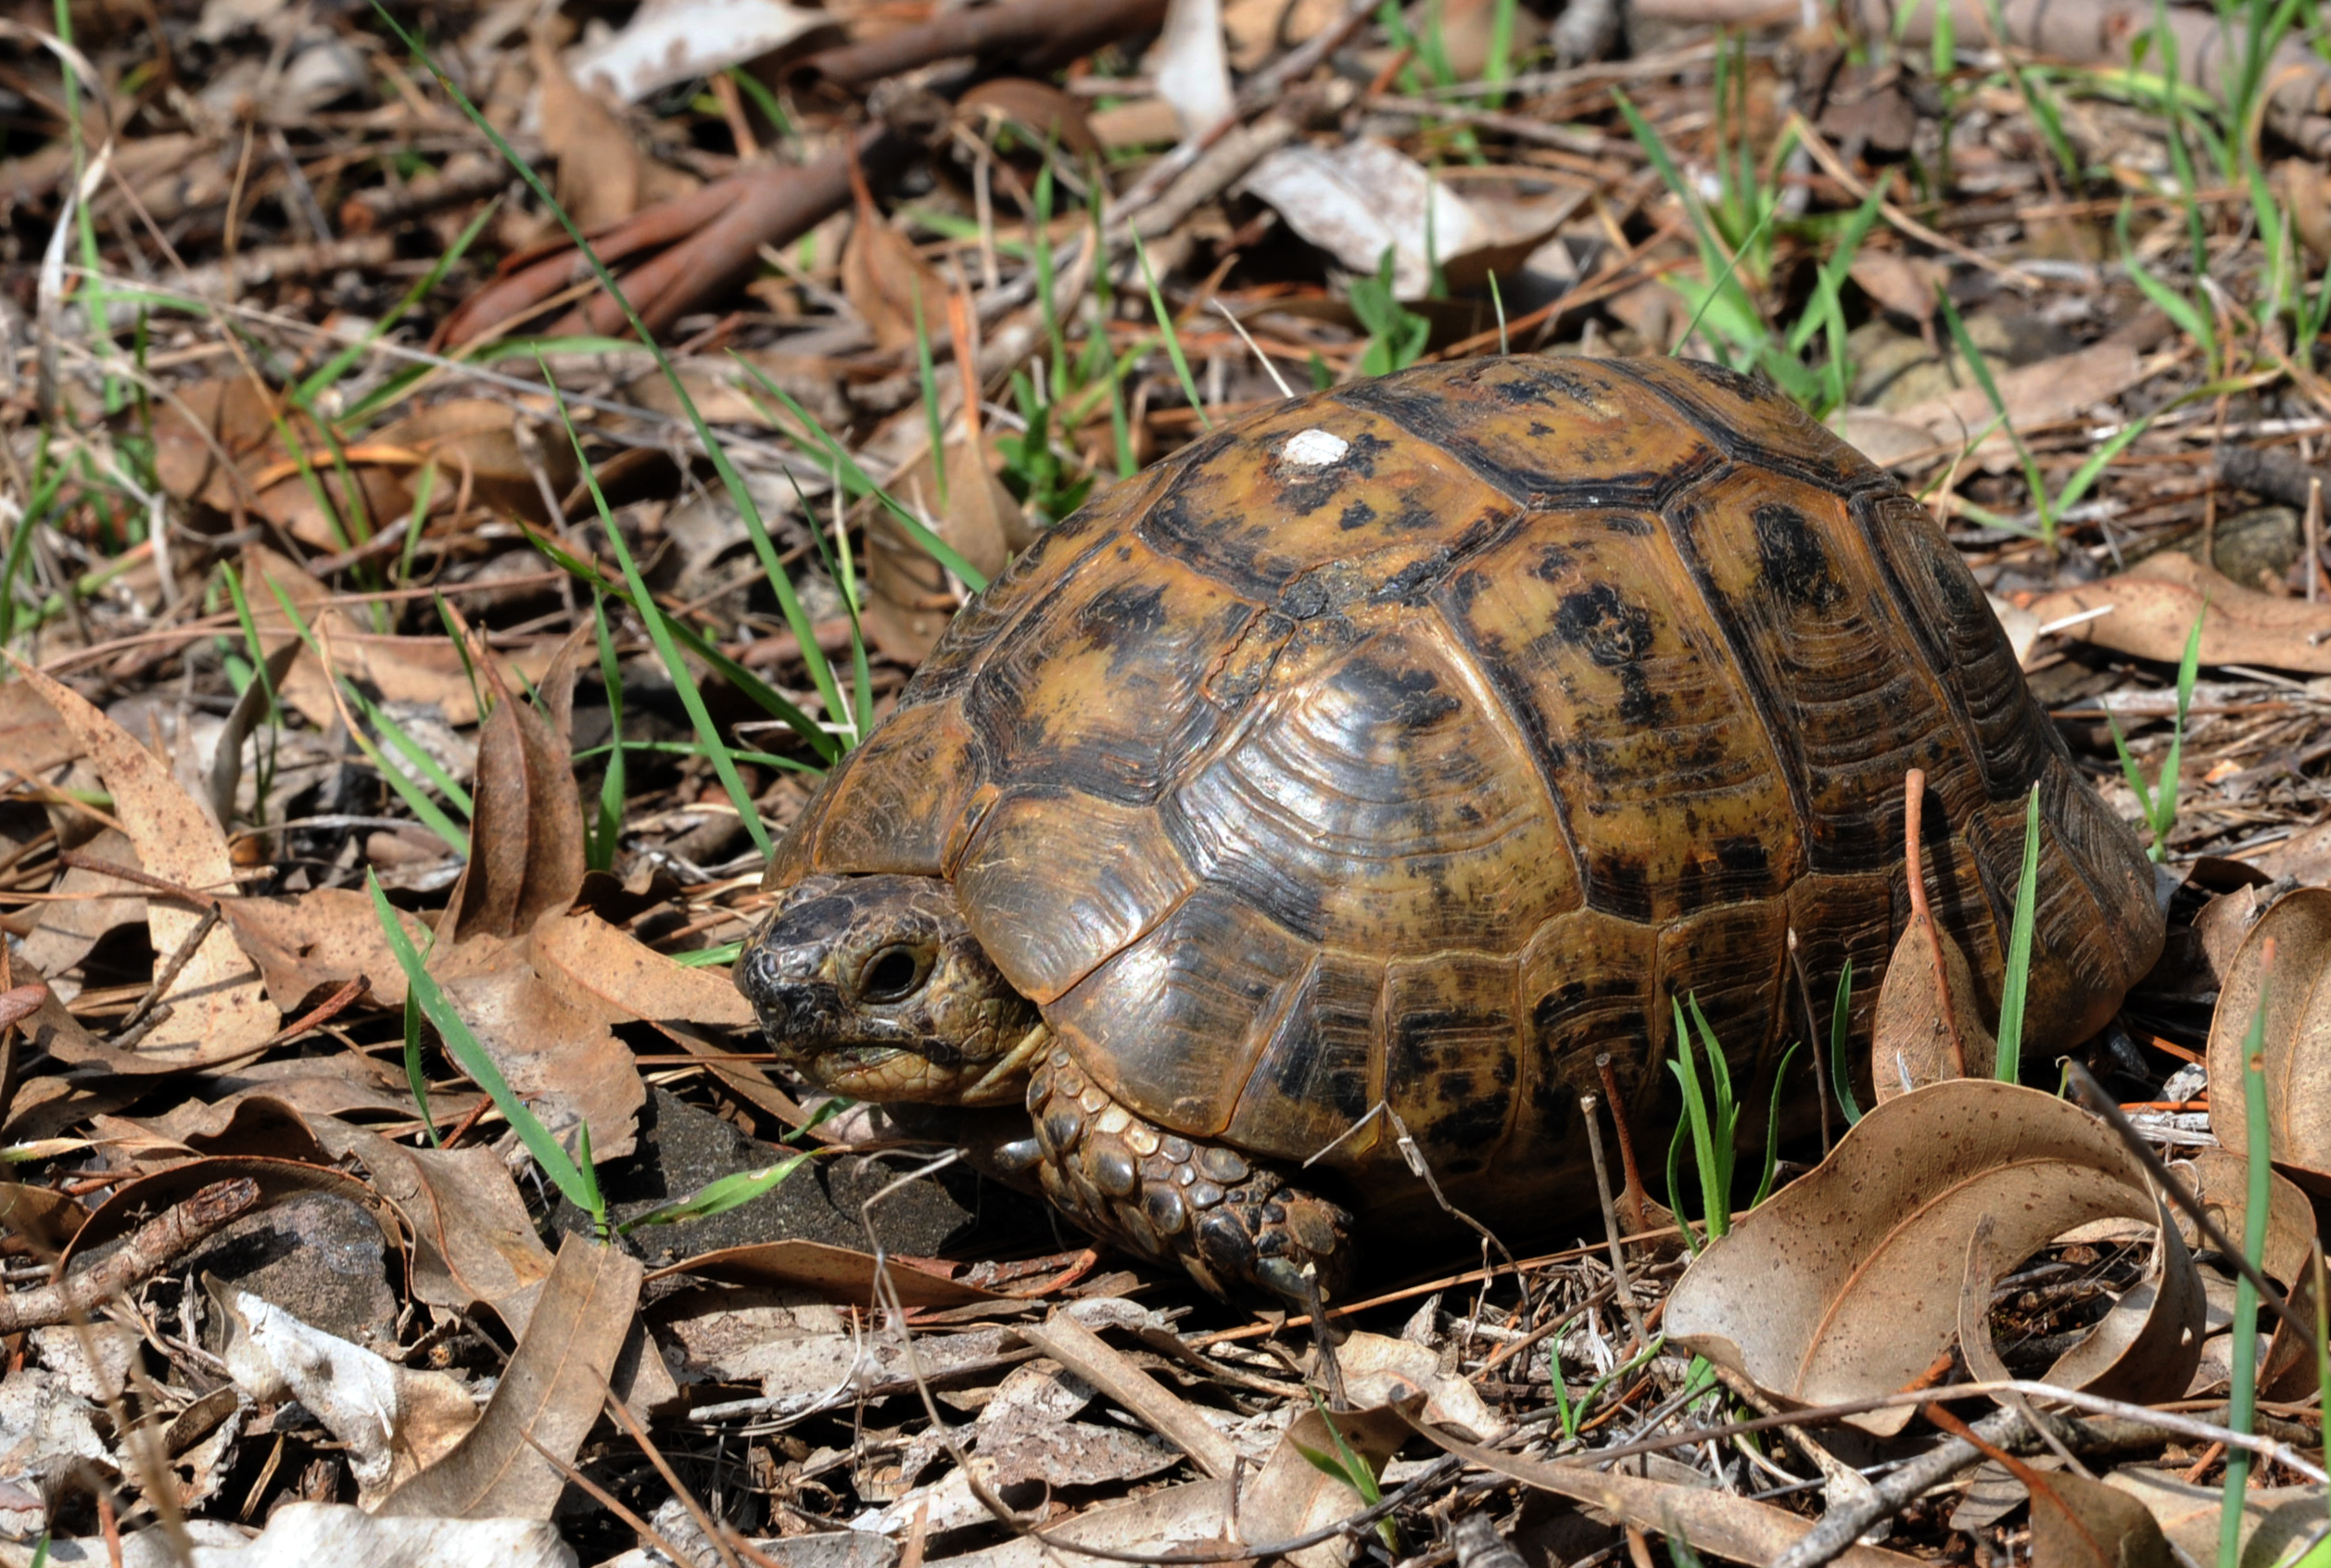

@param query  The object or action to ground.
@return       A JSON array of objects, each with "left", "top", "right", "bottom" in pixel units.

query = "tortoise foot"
[{"left": 1027, "top": 1050, "right": 1353, "bottom": 1307}]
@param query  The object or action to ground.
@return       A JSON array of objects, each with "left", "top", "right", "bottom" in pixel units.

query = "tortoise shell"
[{"left": 766, "top": 354, "right": 2164, "bottom": 1232}]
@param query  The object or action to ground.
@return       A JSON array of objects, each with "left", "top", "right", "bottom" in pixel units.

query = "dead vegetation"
[{"left": 6, "top": 0, "right": 2331, "bottom": 1562}]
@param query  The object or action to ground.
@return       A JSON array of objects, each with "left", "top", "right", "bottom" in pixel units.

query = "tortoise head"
[{"left": 738, "top": 873, "right": 1045, "bottom": 1106}]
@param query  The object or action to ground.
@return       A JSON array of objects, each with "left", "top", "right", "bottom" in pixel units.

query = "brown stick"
[
  {"left": 0, "top": 1180, "right": 260, "bottom": 1334},
  {"left": 796, "top": 0, "right": 1166, "bottom": 91}
]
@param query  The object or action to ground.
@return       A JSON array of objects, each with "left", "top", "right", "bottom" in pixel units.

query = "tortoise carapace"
[{"left": 739, "top": 355, "right": 2164, "bottom": 1305}]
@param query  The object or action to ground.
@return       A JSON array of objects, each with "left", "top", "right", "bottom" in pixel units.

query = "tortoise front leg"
[{"left": 1019, "top": 1044, "right": 1355, "bottom": 1308}]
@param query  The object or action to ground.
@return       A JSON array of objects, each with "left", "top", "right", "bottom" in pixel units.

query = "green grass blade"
[
  {"left": 1993, "top": 783, "right": 2042, "bottom": 1084},
  {"left": 550, "top": 387, "right": 774, "bottom": 857},
  {"left": 1132, "top": 231, "right": 1210, "bottom": 430},
  {"left": 369, "top": 870, "right": 599, "bottom": 1220},
  {"left": 1752, "top": 1042, "right": 1800, "bottom": 1206},
  {"left": 2221, "top": 967, "right": 2274, "bottom": 1568},
  {"left": 1829, "top": 960, "right": 1861, "bottom": 1127},
  {"left": 619, "top": 1148, "right": 819, "bottom": 1232}
]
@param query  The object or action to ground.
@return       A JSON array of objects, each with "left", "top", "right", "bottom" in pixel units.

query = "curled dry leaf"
[
  {"left": 1956, "top": 1200, "right": 2201, "bottom": 1407},
  {"left": 2026, "top": 551, "right": 2331, "bottom": 675},
  {"left": 373, "top": 1233, "right": 642, "bottom": 1522},
  {"left": 10, "top": 664, "right": 278, "bottom": 1066},
  {"left": 1870, "top": 770, "right": 1995, "bottom": 1102},
  {"left": 2173, "top": 1146, "right": 2321, "bottom": 1399},
  {"left": 1665, "top": 1078, "right": 2203, "bottom": 1434},
  {"left": 2207, "top": 885, "right": 2331, "bottom": 1194},
  {"left": 437, "top": 631, "right": 587, "bottom": 945}
]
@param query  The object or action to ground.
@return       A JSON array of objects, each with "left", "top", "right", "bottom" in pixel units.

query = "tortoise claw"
[{"left": 994, "top": 1136, "right": 1043, "bottom": 1174}]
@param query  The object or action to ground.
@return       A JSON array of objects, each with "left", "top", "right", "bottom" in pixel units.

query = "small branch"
[
  {"left": 1580, "top": 1092, "right": 1650, "bottom": 1351},
  {"left": 108, "top": 902, "right": 222, "bottom": 1047},
  {"left": 0, "top": 1179, "right": 260, "bottom": 1334}
]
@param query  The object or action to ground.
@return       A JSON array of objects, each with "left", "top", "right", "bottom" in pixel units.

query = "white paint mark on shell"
[{"left": 1280, "top": 428, "right": 1349, "bottom": 467}]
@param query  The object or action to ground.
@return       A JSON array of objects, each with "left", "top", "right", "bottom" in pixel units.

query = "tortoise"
[{"left": 738, "top": 354, "right": 2165, "bottom": 1306}]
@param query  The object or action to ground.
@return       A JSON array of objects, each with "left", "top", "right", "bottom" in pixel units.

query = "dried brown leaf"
[
  {"left": 330, "top": 1127, "right": 558, "bottom": 1335},
  {"left": 526, "top": 906, "right": 755, "bottom": 1031},
  {"left": 1848, "top": 250, "right": 1947, "bottom": 323},
  {"left": 1220, "top": 0, "right": 1344, "bottom": 68},
  {"left": 2106, "top": 1467, "right": 2325, "bottom": 1568},
  {"left": 1237, "top": 1403, "right": 1407, "bottom": 1568},
  {"left": 243, "top": 544, "right": 561, "bottom": 728},
  {"left": 365, "top": 399, "right": 578, "bottom": 529},
  {"left": 865, "top": 435, "right": 1029, "bottom": 662},
  {"left": 220, "top": 887, "right": 429, "bottom": 1011},
  {"left": 2207, "top": 886, "right": 2331, "bottom": 1193},
  {"left": 644, "top": 1239, "right": 1004, "bottom": 1308},
  {"left": 957, "top": 79, "right": 1105, "bottom": 164},
  {"left": 924, "top": 1480, "right": 1232, "bottom": 1568},
  {"left": 2173, "top": 1146, "right": 2320, "bottom": 1397},
  {"left": 1956, "top": 1201, "right": 2201, "bottom": 1407},
  {"left": 10, "top": 664, "right": 278, "bottom": 1066},
  {"left": 19, "top": 828, "right": 146, "bottom": 981},
  {"left": 1666, "top": 1079, "right": 2202, "bottom": 1434},
  {"left": 2025, "top": 1466, "right": 2178, "bottom": 1568},
  {"left": 428, "top": 932, "right": 645, "bottom": 1161},
  {"left": 1882, "top": 322, "right": 2162, "bottom": 469},
  {"left": 438, "top": 633, "right": 587, "bottom": 944},
  {"left": 0, "top": 678, "right": 82, "bottom": 780},
  {"left": 533, "top": 30, "right": 652, "bottom": 233},
  {"left": 1870, "top": 772, "right": 1995, "bottom": 1101},
  {"left": 374, "top": 1233, "right": 641, "bottom": 1521},
  {"left": 148, "top": 375, "right": 300, "bottom": 512},
  {"left": 2027, "top": 551, "right": 2331, "bottom": 674},
  {"left": 841, "top": 163, "right": 945, "bottom": 354}
]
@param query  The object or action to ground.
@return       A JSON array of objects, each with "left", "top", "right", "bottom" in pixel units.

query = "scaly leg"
[{"left": 1009, "top": 1043, "right": 1355, "bottom": 1309}]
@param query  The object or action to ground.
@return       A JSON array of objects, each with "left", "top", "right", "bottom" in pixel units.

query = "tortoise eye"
[{"left": 860, "top": 944, "right": 931, "bottom": 1005}]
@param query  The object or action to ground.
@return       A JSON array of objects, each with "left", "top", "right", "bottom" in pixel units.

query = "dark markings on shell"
[{"left": 1753, "top": 503, "right": 1845, "bottom": 611}]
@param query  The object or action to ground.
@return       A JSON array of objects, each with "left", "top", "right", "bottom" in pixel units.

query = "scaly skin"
[
  {"left": 739, "top": 872, "right": 1354, "bottom": 1307},
  {"left": 1019, "top": 1043, "right": 1353, "bottom": 1305}
]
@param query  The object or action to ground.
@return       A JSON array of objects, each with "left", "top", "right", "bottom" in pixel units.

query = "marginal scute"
[
  {"left": 1047, "top": 884, "right": 1316, "bottom": 1137},
  {"left": 955, "top": 787, "right": 1197, "bottom": 1004},
  {"left": 793, "top": 699, "right": 982, "bottom": 878},
  {"left": 1382, "top": 950, "right": 1521, "bottom": 1180}
]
